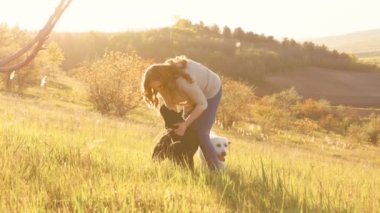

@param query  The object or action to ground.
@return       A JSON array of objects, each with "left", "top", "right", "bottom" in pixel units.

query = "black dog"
[{"left": 152, "top": 105, "right": 199, "bottom": 169}]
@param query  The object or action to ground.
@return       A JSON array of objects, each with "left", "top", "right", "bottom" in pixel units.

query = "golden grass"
[{"left": 0, "top": 83, "right": 379, "bottom": 212}]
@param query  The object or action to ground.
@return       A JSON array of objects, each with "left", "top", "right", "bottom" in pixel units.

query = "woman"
[{"left": 142, "top": 56, "right": 222, "bottom": 171}]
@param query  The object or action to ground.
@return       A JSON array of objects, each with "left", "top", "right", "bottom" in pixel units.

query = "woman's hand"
[{"left": 174, "top": 122, "right": 188, "bottom": 136}]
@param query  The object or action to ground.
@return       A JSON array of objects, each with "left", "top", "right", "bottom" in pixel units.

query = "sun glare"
[
  {"left": 0, "top": 0, "right": 176, "bottom": 32},
  {"left": 1, "top": 0, "right": 380, "bottom": 38}
]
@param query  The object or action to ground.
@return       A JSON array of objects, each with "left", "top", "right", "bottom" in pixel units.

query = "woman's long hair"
[{"left": 142, "top": 56, "right": 193, "bottom": 108}]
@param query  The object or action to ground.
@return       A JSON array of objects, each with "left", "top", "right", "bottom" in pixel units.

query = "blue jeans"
[{"left": 193, "top": 87, "right": 222, "bottom": 171}]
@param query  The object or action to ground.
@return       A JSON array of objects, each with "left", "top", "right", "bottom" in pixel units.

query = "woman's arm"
[
  {"left": 174, "top": 78, "right": 208, "bottom": 135},
  {"left": 184, "top": 104, "right": 205, "bottom": 126},
  {"left": 174, "top": 104, "right": 205, "bottom": 136}
]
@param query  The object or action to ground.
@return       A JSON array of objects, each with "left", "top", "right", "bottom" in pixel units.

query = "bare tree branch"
[{"left": 0, "top": 0, "right": 72, "bottom": 72}]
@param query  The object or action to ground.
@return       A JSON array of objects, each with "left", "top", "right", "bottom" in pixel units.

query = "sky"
[{"left": 1, "top": 0, "right": 380, "bottom": 40}]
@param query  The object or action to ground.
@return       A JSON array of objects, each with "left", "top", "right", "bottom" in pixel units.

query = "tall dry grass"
[{"left": 1, "top": 91, "right": 379, "bottom": 212}]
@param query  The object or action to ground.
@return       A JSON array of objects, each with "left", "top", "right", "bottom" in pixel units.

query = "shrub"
[
  {"left": 293, "top": 118, "right": 320, "bottom": 134},
  {"left": 263, "top": 87, "right": 302, "bottom": 109},
  {"left": 335, "top": 105, "right": 360, "bottom": 132},
  {"left": 347, "top": 124, "right": 370, "bottom": 144},
  {"left": 252, "top": 104, "right": 292, "bottom": 132},
  {"left": 298, "top": 98, "right": 330, "bottom": 120},
  {"left": 217, "top": 77, "right": 256, "bottom": 129},
  {"left": 365, "top": 114, "right": 380, "bottom": 145},
  {"left": 317, "top": 114, "right": 343, "bottom": 134},
  {"left": 251, "top": 87, "right": 301, "bottom": 131},
  {"left": 346, "top": 113, "right": 380, "bottom": 145},
  {"left": 81, "top": 51, "right": 150, "bottom": 116}
]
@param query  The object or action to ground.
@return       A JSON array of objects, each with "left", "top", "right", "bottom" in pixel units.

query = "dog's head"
[
  {"left": 159, "top": 105, "right": 185, "bottom": 141},
  {"left": 160, "top": 105, "right": 184, "bottom": 128},
  {"left": 210, "top": 135, "right": 230, "bottom": 162}
]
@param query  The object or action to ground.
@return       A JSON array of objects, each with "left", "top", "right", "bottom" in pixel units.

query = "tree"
[
  {"left": 0, "top": 0, "right": 71, "bottom": 92},
  {"left": 0, "top": 0, "right": 71, "bottom": 72},
  {"left": 232, "top": 27, "right": 245, "bottom": 40},
  {"left": 1, "top": 30, "right": 66, "bottom": 92},
  {"left": 173, "top": 18, "right": 193, "bottom": 29},
  {"left": 222, "top": 26, "right": 232, "bottom": 38},
  {"left": 210, "top": 24, "right": 220, "bottom": 35},
  {"left": 37, "top": 42, "right": 64, "bottom": 73}
]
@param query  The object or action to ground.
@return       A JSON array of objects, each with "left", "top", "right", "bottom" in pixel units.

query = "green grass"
[{"left": 1, "top": 78, "right": 380, "bottom": 212}]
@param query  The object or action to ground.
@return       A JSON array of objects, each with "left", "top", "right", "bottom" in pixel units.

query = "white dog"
[{"left": 199, "top": 132, "right": 230, "bottom": 169}]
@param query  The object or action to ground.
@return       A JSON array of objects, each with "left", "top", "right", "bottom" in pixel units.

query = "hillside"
[
  {"left": 311, "top": 28, "right": 380, "bottom": 57},
  {"left": 51, "top": 20, "right": 377, "bottom": 83},
  {"left": 48, "top": 22, "right": 380, "bottom": 108},
  {"left": 257, "top": 67, "right": 380, "bottom": 108},
  {"left": 1, "top": 72, "right": 380, "bottom": 212}
]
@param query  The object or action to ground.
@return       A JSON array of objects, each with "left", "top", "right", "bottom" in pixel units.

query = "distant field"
[
  {"left": 311, "top": 28, "right": 380, "bottom": 54},
  {"left": 311, "top": 28, "right": 380, "bottom": 68},
  {"left": 359, "top": 56, "right": 380, "bottom": 66},
  {"left": 257, "top": 67, "right": 380, "bottom": 108}
]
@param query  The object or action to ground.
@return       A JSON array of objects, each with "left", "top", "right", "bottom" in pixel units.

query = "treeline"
[{"left": 51, "top": 19, "right": 377, "bottom": 83}]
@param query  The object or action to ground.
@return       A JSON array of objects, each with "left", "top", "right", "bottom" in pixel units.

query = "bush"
[
  {"left": 298, "top": 98, "right": 330, "bottom": 120},
  {"left": 347, "top": 124, "right": 370, "bottom": 144},
  {"left": 346, "top": 114, "right": 380, "bottom": 145},
  {"left": 335, "top": 105, "right": 360, "bottom": 132},
  {"left": 81, "top": 51, "right": 150, "bottom": 116},
  {"left": 252, "top": 104, "right": 292, "bottom": 132},
  {"left": 293, "top": 118, "right": 320, "bottom": 134},
  {"left": 365, "top": 114, "right": 380, "bottom": 145},
  {"left": 298, "top": 99, "right": 357, "bottom": 134},
  {"left": 217, "top": 77, "right": 256, "bottom": 128},
  {"left": 251, "top": 87, "right": 301, "bottom": 131},
  {"left": 318, "top": 114, "right": 342, "bottom": 133},
  {"left": 262, "top": 87, "right": 302, "bottom": 115}
]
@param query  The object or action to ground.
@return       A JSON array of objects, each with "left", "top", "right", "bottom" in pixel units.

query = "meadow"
[
  {"left": 359, "top": 56, "right": 380, "bottom": 67},
  {"left": 1, "top": 75, "right": 379, "bottom": 212}
]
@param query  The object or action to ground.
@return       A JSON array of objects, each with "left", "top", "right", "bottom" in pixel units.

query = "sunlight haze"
[{"left": 1, "top": 0, "right": 380, "bottom": 39}]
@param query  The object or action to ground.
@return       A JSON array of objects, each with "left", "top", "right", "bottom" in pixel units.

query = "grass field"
[
  {"left": 359, "top": 56, "right": 380, "bottom": 67},
  {"left": 1, "top": 75, "right": 380, "bottom": 212},
  {"left": 311, "top": 28, "right": 380, "bottom": 55}
]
